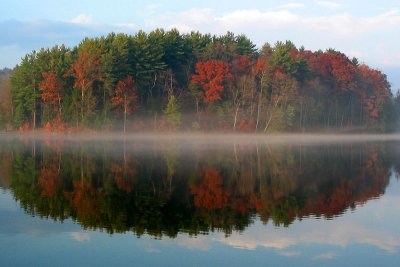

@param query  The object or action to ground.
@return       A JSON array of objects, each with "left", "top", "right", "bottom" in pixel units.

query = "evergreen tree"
[{"left": 165, "top": 95, "right": 181, "bottom": 130}]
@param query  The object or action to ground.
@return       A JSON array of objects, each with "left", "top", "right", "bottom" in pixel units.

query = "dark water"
[{"left": 1, "top": 135, "right": 400, "bottom": 266}]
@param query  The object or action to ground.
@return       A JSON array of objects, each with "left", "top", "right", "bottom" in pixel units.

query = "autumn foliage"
[
  {"left": 38, "top": 165, "right": 62, "bottom": 197},
  {"left": 357, "top": 64, "right": 391, "bottom": 123},
  {"left": 66, "top": 50, "right": 103, "bottom": 96},
  {"left": 8, "top": 30, "right": 397, "bottom": 132},
  {"left": 111, "top": 75, "right": 138, "bottom": 114},
  {"left": 39, "top": 71, "right": 62, "bottom": 107},
  {"left": 190, "top": 168, "right": 231, "bottom": 209},
  {"left": 191, "top": 60, "right": 232, "bottom": 104}
]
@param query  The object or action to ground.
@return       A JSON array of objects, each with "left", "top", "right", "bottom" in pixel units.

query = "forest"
[{"left": 0, "top": 29, "right": 399, "bottom": 132}]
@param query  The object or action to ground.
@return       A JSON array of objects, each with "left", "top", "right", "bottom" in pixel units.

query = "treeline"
[
  {"left": 0, "top": 68, "right": 12, "bottom": 129},
  {"left": 2, "top": 29, "right": 399, "bottom": 132}
]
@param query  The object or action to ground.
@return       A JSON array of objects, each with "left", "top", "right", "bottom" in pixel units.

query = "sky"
[{"left": 1, "top": 0, "right": 399, "bottom": 90}]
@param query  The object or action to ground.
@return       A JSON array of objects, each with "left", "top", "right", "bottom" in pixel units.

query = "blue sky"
[{"left": 1, "top": 0, "right": 399, "bottom": 89}]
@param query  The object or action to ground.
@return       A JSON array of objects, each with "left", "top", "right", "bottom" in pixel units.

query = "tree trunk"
[
  {"left": 33, "top": 85, "right": 36, "bottom": 130},
  {"left": 327, "top": 107, "right": 331, "bottom": 128},
  {"left": 360, "top": 98, "right": 363, "bottom": 126},
  {"left": 33, "top": 110, "right": 36, "bottom": 130},
  {"left": 256, "top": 93, "right": 262, "bottom": 132},
  {"left": 350, "top": 95, "right": 353, "bottom": 127},
  {"left": 341, "top": 110, "right": 345, "bottom": 129},
  {"left": 255, "top": 74, "right": 264, "bottom": 132},
  {"left": 299, "top": 100, "right": 303, "bottom": 130},
  {"left": 335, "top": 97, "right": 338, "bottom": 127},
  {"left": 264, "top": 111, "right": 274, "bottom": 132},
  {"left": 81, "top": 84, "right": 85, "bottom": 124},
  {"left": 303, "top": 103, "right": 308, "bottom": 131},
  {"left": 233, "top": 103, "right": 240, "bottom": 131},
  {"left": 124, "top": 95, "right": 127, "bottom": 134},
  {"left": 196, "top": 99, "right": 200, "bottom": 125},
  {"left": 103, "top": 85, "right": 107, "bottom": 123},
  {"left": 154, "top": 112, "right": 158, "bottom": 131}
]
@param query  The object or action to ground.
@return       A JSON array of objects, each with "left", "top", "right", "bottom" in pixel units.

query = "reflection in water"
[{"left": 0, "top": 137, "right": 397, "bottom": 238}]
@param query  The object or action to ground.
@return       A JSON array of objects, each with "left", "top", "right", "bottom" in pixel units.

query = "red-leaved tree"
[
  {"left": 357, "top": 64, "right": 391, "bottom": 126},
  {"left": 39, "top": 71, "right": 63, "bottom": 120},
  {"left": 111, "top": 75, "right": 138, "bottom": 133},
  {"left": 65, "top": 50, "right": 103, "bottom": 123},
  {"left": 191, "top": 60, "right": 232, "bottom": 104}
]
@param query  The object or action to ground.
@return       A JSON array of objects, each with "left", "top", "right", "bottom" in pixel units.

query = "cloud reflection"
[
  {"left": 312, "top": 252, "right": 336, "bottom": 260},
  {"left": 70, "top": 231, "right": 90, "bottom": 242},
  {"left": 214, "top": 202, "right": 400, "bottom": 254},
  {"left": 278, "top": 251, "right": 301, "bottom": 257}
]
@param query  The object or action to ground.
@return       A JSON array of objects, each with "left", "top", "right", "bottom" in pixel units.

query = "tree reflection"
[
  {"left": 0, "top": 138, "right": 396, "bottom": 237},
  {"left": 191, "top": 168, "right": 231, "bottom": 209}
]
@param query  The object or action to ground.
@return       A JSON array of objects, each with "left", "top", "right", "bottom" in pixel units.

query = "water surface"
[{"left": 1, "top": 134, "right": 400, "bottom": 266}]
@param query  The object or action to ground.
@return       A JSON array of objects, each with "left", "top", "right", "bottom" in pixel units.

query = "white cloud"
[
  {"left": 217, "top": 9, "right": 300, "bottom": 28},
  {"left": 146, "top": 7, "right": 400, "bottom": 67},
  {"left": 345, "top": 50, "right": 362, "bottom": 59},
  {"left": 315, "top": 0, "right": 342, "bottom": 9},
  {"left": 70, "top": 14, "right": 92, "bottom": 25},
  {"left": 215, "top": 9, "right": 400, "bottom": 38},
  {"left": 368, "top": 9, "right": 400, "bottom": 28},
  {"left": 302, "top": 13, "right": 356, "bottom": 36},
  {"left": 168, "top": 23, "right": 194, "bottom": 33},
  {"left": 147, "top": 8, "right": 216, "bottom": 33},
  {"left": 70, "top": 16, "right": 138, "bottom": 33},
  {"left": 382, "top": 54, "right": 400, "bottom": 67},
  {"left": 174, "top": 8, "right": 214, "bottom": 25},
  {"left": 114, "top": 23, "right": 137, "bottom": 31},
  {"left": 2, "top": 6, "right": 400, "bottom": 70},
  {"left": 155, "top": 8, "right": 400, "bottom": 40},
  {"left": 147, "top": 8, "right": 215, "bottom": 32}
]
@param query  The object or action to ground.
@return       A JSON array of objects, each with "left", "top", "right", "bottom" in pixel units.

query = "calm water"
[{"left": 1, "top": 134, "right": 400, "bottom": 266}]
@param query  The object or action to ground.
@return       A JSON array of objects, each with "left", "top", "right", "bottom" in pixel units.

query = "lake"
[{"left": 1, "top": 134, "right": 400, "bottom": 266}]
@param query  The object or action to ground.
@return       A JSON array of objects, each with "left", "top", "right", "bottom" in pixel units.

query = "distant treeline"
[
  {"left": 0, "top": 68, "right": 12, "bottom": 81},
  {"left": 1, "top": 29, "right": 400, "bottom": 132}
]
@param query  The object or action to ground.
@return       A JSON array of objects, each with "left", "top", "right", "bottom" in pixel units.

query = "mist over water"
[{"left": 3, "top": 132, "right": 400, "bottom": 144}]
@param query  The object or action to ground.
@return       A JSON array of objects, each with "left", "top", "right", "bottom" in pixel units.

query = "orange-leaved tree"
[
  {"left": 111, "top": 75, "right": 138, "bottom": 133},
  {"left": 190, "top": 168, "right": 231, "bottom": 209},
  {"left": 39, "top": 71, "right": 63, "bottom": 123},
  {"left": 191, "top": 60, "right": 232, "bottom": 104},
  {"left": 357, "top": 64, "right": 391, "bottom": 126},
  {"left": 65, "top": 50, "right": 103, "bottom": 124}
]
